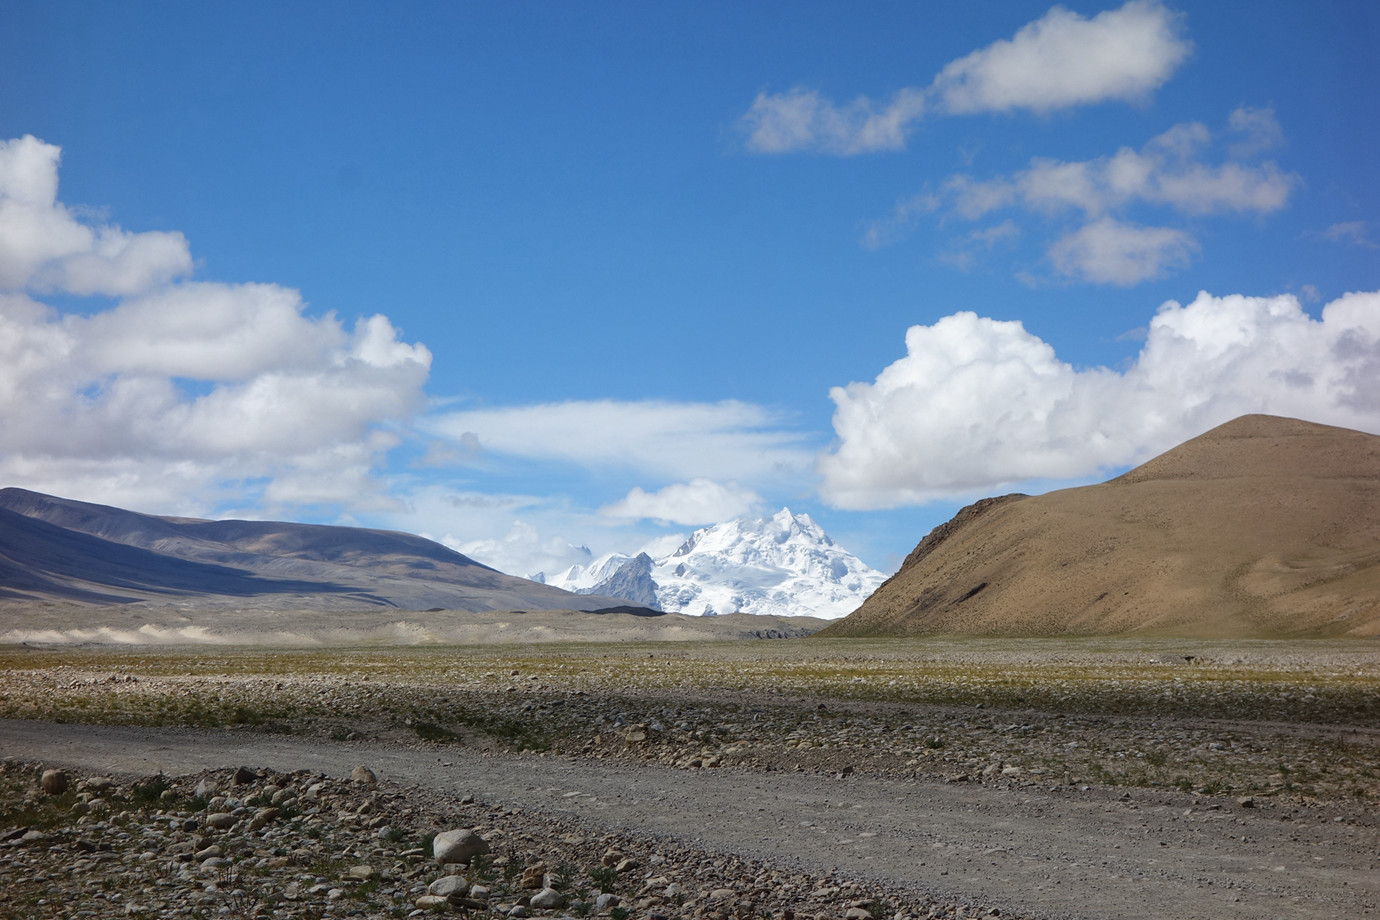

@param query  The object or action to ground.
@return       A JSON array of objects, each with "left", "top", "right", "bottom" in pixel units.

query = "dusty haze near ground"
[
  {"left": 828, "top": 415, "right": 1380, "bottom": 639},
  {"left": 0, "top": 603, "right": 826, "bottom": 645}
]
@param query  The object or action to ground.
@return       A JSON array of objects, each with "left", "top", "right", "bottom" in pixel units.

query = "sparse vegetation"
[{"left": 0, "top": 638, "right": 1377, "bottom": 801}]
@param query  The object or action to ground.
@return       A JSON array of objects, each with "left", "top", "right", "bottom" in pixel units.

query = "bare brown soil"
[{"left": 830, "top": 415, "right": 1380, "bottom": 638}]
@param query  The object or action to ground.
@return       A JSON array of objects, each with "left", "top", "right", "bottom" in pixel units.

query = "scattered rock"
[
  {"left": 39, "top": 768, "right": 66, "bottom": 795},
  {"left": 428, "top": 875, "right": 470, "bottom": 898},
  {"left": 530, "top": 887, "right": 566, "bottom": 909}
]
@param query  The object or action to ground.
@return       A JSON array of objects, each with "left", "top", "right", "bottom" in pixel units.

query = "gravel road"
[{"left": 3, "top": 719, "right": 1375, "bottom": 920}]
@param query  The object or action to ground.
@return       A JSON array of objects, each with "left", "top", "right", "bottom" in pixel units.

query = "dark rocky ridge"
[{"left": 0, "top": 488, "right": 645, "bottom": 613}]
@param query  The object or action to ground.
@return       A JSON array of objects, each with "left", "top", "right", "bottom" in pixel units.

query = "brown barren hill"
[{"left": 823, "top": 415, "right": 1380, "bottom": 638}]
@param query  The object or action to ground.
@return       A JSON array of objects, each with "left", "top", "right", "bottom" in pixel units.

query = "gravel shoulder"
[{"left": 3, "top": 718, "right": 1377, "bottom": 920}]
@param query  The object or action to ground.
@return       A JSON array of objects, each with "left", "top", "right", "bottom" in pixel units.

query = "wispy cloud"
[
  {"left": 1323, "top": 220, "right": 1378, "bottom": 249},
  {"left": 740, "top": 1, "right": 1190, "bottom": 156},
  {"left": 871, "top": 109, "right": 1298, "bottom": 284},
  {"left": 818, "top": 289, "right": 1380, "bottom": 509},
  {"left": 945, "top": 116, "right": 1296, "bottom": 220},
  {"left": 425, "top": 399, "right": 814, "bottom": 485},
  {"left": 742, "top": 88, "right": 926, "bottom": 156},
  {"left": 1047, "top": 216, "right": 1197, "bottom": 285},
  {"left": 938, "top": 220, "right": 1022, "bottom": 271},
  {"left": 1226, "top": 105, "right": 1285, "bottom": 158},
  {"left": 860, "top": 192, "right": 941, "bottom": 250}
]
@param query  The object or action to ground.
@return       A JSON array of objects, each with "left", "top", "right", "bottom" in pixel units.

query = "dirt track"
[{"left": 3, "top": 719, "right": 1376, "bottom": 920}]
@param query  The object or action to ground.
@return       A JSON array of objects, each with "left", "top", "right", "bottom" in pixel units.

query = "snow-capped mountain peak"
[{"left": 537, "top": 508, "right": 885, "bottom": 619}]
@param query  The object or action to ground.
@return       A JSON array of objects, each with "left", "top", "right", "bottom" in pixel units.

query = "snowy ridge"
[
  {"left": 538, "top": 509, "right": 886, "bottom": 619},
  {"left": 540, "top": 552, "right": 635, "bottom": 591}
]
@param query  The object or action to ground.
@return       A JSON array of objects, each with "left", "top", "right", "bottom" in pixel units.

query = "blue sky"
[{"left": 1, "top": 0, "right": 1377, "bottom": 577}]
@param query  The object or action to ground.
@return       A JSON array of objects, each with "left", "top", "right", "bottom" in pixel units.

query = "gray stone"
[
  {"left": 530, "top": 887, "right": 565, "bottom": 909},
  {"left": 596, "top": 894, "right": 620, "bottom": 910},
  {"left": 433, "top": 828, "right": 490, "bottom": 864},
  {"left": 249, "top": 807, "right": 280, "bottom": 830},
  {"left": 428, "top": 875, "right": 469, "bottom": 898}
]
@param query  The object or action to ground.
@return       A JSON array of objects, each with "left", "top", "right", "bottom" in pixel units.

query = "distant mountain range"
[
  {"left": 823, "top": 415, "right": 1380, "bottom": 639},
  {"left": 0, "top": 488, "right": 643, "bottom": 613},
  {"left": 536, "top": 508, "right": 886, "bottom": 619}
]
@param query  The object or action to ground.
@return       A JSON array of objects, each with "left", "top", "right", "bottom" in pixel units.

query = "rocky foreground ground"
[
  {"left": 0, "top": 759, "right": 990, "bottom": 920},
  {"left": 1, "top": 638, "right": 1377, "bottom": 919}
]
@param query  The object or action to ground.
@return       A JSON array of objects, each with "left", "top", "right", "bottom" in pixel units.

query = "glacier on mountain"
[{"left": 537, "top": 509, "right": 885, "bottom": 619}]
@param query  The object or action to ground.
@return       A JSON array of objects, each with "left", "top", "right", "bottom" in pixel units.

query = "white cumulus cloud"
[
  {"left": 601, "top": 478, "right": 763, "bottom": 525},
  {"left": 818, "top": 289, "right": 1380, "bottom": 509},
  {"left": 931, "top": 0, "right": 1190, "bottom": 114},
  {"left": 0, "top": 136, "right": 192, "bottom": 295},
  {"left": 741, "top": 1, "right": 1189, "bottom": 155},
  {"left": 0, "top": 136, "right": 432, "bottom": 517}
]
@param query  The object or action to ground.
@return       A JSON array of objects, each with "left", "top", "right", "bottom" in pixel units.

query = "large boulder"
[
  {"left": 433, "top": 829, "right": 490, "bottom": 865},
  {"left": 40, "top": 769, "right": 67, "bottom": 795}
]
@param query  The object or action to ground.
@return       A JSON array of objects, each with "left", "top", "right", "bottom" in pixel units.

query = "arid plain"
[{"left": 2, "top": 636, "right": 1378, "bottom": 920}]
